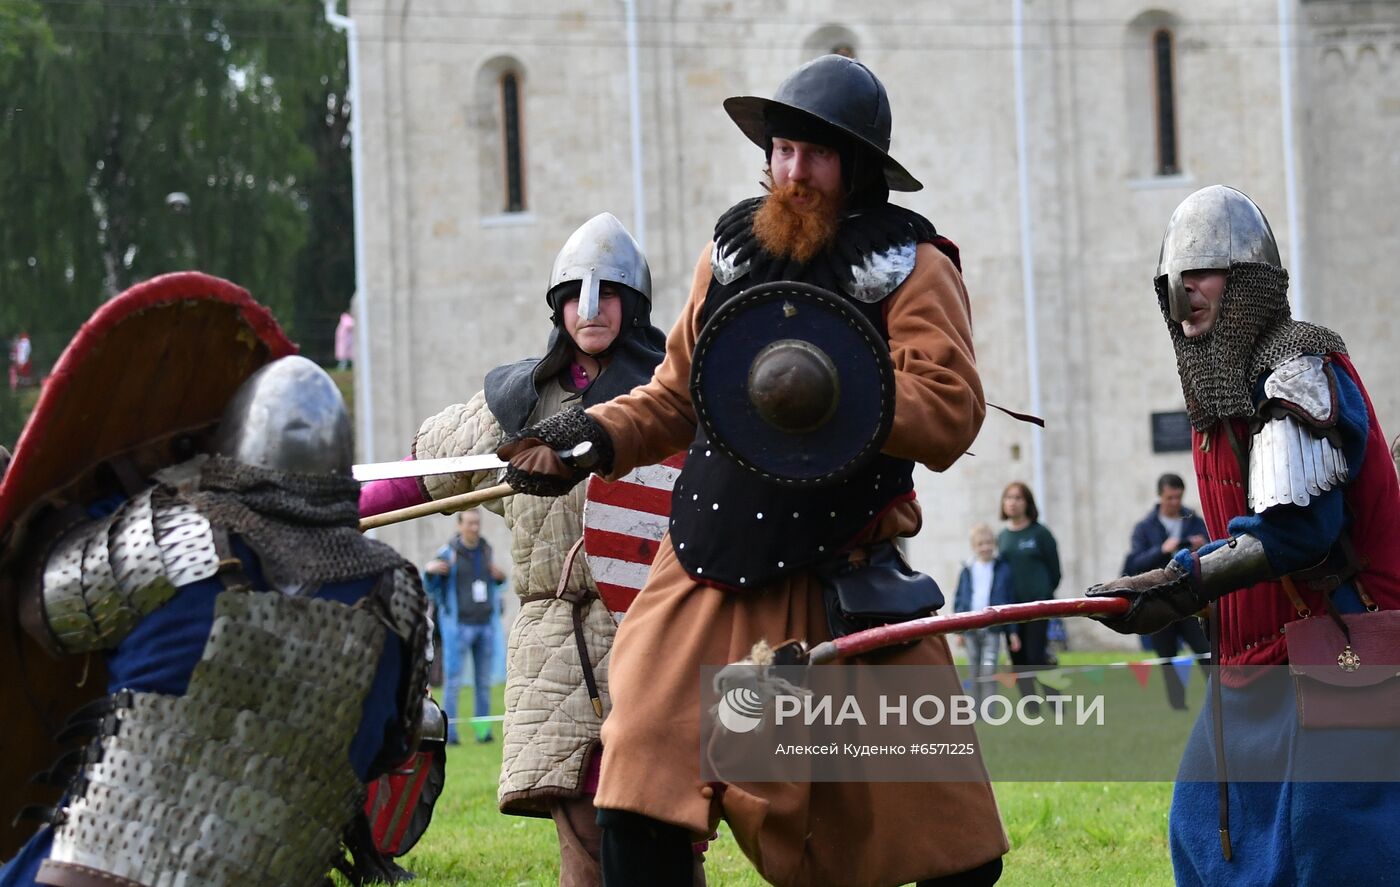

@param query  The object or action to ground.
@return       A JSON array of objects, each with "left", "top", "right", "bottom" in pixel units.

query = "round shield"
[
  {"left": 690, "top": 281, "right": 894, "bottom": 486},
  {"left": 0, "top": 271, "right": 295, "bottom": 856},
  {"left": 583, "top": 453, "right": 685, "bottom": 621}
]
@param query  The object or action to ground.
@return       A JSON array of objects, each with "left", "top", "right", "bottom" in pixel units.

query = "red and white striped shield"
[{"left": 583, "top": 453, "right": 684, "bottom": 622}]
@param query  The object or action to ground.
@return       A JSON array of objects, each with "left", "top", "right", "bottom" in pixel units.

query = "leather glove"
[
  {"left": 1085, "top": 557, "right": 1212, "bottom": 636},
  {"left": 495, "top": 407, "right": 614, "bottom": 497}
]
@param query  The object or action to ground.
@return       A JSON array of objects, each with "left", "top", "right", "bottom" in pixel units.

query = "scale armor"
[
  {"left": 41, "top": 488, "right": 220, "bottom": 655},
  {"left": 44, "top": 591, "right": 387, "bottom": 886}
]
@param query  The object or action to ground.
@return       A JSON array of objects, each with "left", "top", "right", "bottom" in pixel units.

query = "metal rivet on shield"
[
  {"left": 756, "top": 512, "right": 764, "bottom": 520},
  {"left": 778, "top": 561, "right": 785, "bottom": 568}
]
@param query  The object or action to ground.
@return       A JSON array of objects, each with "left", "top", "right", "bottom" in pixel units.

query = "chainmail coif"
[
  {"left": 160, "top": 454, "right": 408, "bottom": 589},
  {"left": 1159, "top": 261, "right": 1346, "bottom": 432}
]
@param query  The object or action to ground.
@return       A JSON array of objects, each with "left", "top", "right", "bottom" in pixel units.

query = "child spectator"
[{"left": 953, "top": 523, "right": 1019, "bottom": 704}]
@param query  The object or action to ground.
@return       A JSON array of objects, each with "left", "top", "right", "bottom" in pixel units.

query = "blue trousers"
[
  {"left": 442, "top": 619, "right": 495, "bottom": 740},
  {"left": 1171, "top": 669, "right": 1400, "bottom": 886}
]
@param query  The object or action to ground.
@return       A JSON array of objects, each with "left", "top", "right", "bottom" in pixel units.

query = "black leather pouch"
[{"left": 815, "top": 541, "right": 945, "bottom": 639}]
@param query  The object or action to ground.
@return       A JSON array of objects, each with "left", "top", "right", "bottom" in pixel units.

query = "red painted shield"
[
  {"left": 0, "top": 272, "right": 295, "bottom": 856},
  {"left": 583, "top": 453, "right": 684, "bottom": 621}
]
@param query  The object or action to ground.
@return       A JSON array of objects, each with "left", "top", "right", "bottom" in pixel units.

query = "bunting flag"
[
  {"left": 1128, "top": 660, "right": 1153, "bottom": 688},
  {"left": 1172, "top": 655, "right": 1196, "bottom": 688},
  {"left": 950, "top": 653, "right": 1208, "bottom": 691}
]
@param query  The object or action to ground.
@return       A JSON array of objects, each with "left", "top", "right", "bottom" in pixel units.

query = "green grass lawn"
[{"left": 384, "top": 650, "right": 1188, "bottom": 886}]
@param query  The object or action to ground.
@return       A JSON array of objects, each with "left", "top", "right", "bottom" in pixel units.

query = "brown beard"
[{"left": 752, "top": 177, "right": 842, "bottom": 264}]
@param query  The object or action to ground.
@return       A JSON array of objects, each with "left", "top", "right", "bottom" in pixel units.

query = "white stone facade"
[{"left": 350, "top": 0, "right": 1400, "bottom": 646}]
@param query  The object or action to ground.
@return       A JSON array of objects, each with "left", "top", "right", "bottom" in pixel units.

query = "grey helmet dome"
[
  {"left": 211, "top": 355, "right": 353, "bottom": 476},
  {"left": 1156, "top": 185, "right": 1281, "bottom": 322}
]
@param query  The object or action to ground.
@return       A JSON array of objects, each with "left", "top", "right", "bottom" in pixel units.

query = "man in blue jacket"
[
  {"left": 1122, "top": 473, "right": 1209, "bottom": 709},
  {"left": 425, "top": 508, "right": 505, "bottom": 743}
]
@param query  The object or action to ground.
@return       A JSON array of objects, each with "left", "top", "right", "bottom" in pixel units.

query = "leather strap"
[
  {"left": 1221, "top": 419, "right": 1250, "bottom": 489},
  {"left": 1209, "top": 602, "right": 1232, "bottom": 861},
  {"left": 557, "top": 537, "right": 604, "bottom": 719},
  {"left": 210, "top": 526, "right": 251, "bottom": 593},
  {"left": 1209, "top": 421, "right": 1247, "bottom": 862},
  {"left": 1281, "top": 576, "right": 1312, "bottom": 619},
  {"left": 37, "top": 860, "right": 143, "bottom": 887}
]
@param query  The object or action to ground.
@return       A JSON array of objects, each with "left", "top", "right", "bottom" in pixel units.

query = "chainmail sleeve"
[{"left": 413, "top": 390, "right": 507, "bottom": 512}]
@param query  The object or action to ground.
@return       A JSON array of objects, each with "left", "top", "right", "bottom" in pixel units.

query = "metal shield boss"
[{"left": 690, "top": 281, "right": 895, "bottom": 487}]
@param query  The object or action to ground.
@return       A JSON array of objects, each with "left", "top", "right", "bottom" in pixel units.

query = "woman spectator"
[{"left": 997, "top": 481, "right": 1061, "bottom": 710}]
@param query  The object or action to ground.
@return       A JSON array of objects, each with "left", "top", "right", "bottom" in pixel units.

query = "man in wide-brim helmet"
[
  {"left": 1089, "top": 186, "right": 1400, "bottom": 884},
  {"left": 496, "top": 55, "right": 1008, "bottom": 887},
  {"left": 360, "top": 212, "right": 666, "bottom": 884}
]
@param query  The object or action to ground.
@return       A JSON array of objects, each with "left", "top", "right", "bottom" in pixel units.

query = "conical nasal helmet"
[
  {"left": 1156, "top": 185, "right": 1281, "bottom": 322},
  {"left": 546, "top": 212, "right": 651, "bottom": 321}
]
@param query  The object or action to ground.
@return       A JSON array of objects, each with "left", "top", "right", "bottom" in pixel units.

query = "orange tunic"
[{"left": 588, "top": 242, "right": 1008, "bottom": 886}]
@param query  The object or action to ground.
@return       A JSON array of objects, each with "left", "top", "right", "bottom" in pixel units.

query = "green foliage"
[
  {"left": 0, "top": 0, "right": 353, "bottom": 369},
  {"left": 0, "top": 387, "right": 24, "bottom": 449}
]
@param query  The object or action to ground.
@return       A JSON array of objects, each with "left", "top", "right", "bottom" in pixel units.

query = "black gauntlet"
[{"left": 496, "top": 408, "right": 615, "bottom": 498}]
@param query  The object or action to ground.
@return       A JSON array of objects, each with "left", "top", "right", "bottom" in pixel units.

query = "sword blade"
[
  {"left": 353, "top": 441, "right": 597, "bottom": 483},
  {"left": 353, "top": 454, "right": 507, "bottom": 483}
]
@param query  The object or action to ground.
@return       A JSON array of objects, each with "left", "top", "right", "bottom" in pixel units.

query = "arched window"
[
  {"left": 500, "top": 71, "right": 525, "bottom": 212},
  {"left": 1152, "top": 28, "right": 1179, "bottom": 175},
  {"left": 475, "top": 57, "right": 528, "bottom": 217}
]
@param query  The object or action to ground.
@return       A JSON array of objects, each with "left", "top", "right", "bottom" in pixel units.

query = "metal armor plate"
[
  {"left": 41, "top": 490, "right": 219, "bottom": 654},
  {"left": 1262, "top": 354, "right": 1338, "bottom": 426},
  {"left": 1248, "top": 413, "right": 1348, "bottom": 512},
  {"left": 710, "top": 239, "right": 751, "bottom": 286},
  {"left": 846, "top": 240, "right": 916, "bottom": 304}
]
